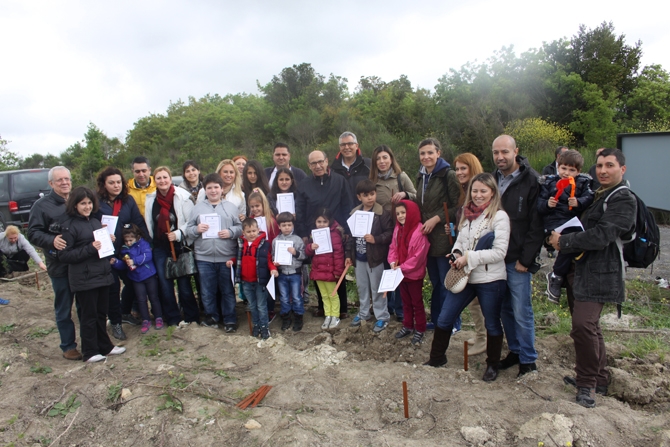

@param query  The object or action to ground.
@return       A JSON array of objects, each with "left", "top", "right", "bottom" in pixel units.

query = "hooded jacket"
[
  {"left": 345, "top": 202, "right": 393, "bottom": 268},
  {"left": 27, "top": 191, "right": 69, "bottom": 277},
  {"left": 295, "top": 169, "right": 353, "bottom": 237},
  {"left": 305, "top": 220, "right": 345, "bottom": 282},
  {"left": 537, "top": 173, "right": 594, "bottom": 231},
  {"left": 186, "top": 199, "right": 242, "bottom": 263},
  {"left": 415, "top": 158, "right": 460, "bottom": 257},
  {"left": 110, "top": 237, "right": 157, "bottom": 283},
  {"left": 330, "top": 149, "right": 371, "bottom": 206},
  {"left": 388, "top": 200, "right": 430, "bottom": 281},
  {"left": 127, "top": 177, "right": 156, "bottom": 218}
]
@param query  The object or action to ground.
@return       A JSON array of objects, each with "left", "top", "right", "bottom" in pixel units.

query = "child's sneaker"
[
  {"left": 411, "top": 331, "right": 424, "bottom": 346},
  {"left": 260, "top": 326, "right": 271, "bottom": 340},
  {"left": 321, "top": 316, "right": 332, "bottom": 330},
  {"left": 373, "top": 320, "right": 389, "bottom": 333},
  {"left": 350, "top": 315, "right": 363, "bottom": 327},
  {"left": 141, "top": 320, "right": 151, "bottom": 334},
  {"left": 252, "top": 325, "right": 260, "bottom": 338},
  {"left": 155, "top": 318, "right": 164, "bottom": 330},
  {"left": 329, "top": 317, "right": 341, "bottom": 329},
  {"left": 395, "top": 327, "right": 412, "bottom": 339},
  {"left": 546, "top": 272, "right": 562, "bottom": 303}
]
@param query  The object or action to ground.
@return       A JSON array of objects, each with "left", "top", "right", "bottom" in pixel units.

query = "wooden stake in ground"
[
  {"left": 331, "top": 268, "right": 348, "bottom": 297},
  {"left": 246, "top": 311, "right": 253, "bottom": 336},
  {"left": 35, "top": 272, "right": 40, "bottom": 290},
  {"left": 464, "top": 341, "right": 469, "bottom": 371},
  {"left": 402, "top": 381, "right": 409, "bottom": 418},
  {"left": 236, "top": 385, "right": 272, "bottom": 410}
]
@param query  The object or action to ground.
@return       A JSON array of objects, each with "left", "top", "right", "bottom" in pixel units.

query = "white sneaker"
[
  {"left": 108, "top": 346, "right": 126, "bottom": 356},
  {"left": 86, "top": 354, "right": 106, "bottom": 363},
  {"left": 321, "top": 316, "right": 332, "bottom": 330},
  {"left": 329, "top": 317, "right": 341, "bottom": 329},
  {"left": 178, "top": 320, "right": 189, "bottom": 328}
]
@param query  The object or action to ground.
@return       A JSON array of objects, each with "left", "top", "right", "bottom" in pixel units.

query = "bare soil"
[{"left": 1, "top": 276, "right": 670, "bottom": 447}]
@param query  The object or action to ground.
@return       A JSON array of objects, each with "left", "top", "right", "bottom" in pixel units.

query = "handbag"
[
  {"left": 444, "top": 217, "right": 491, "bottom": 294},
  {"left": 164, "top": 223, "right": 197, "bottom": 279}
]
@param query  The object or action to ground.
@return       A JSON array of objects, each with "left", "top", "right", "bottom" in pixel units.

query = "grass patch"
[
  {"left": 106, "top": 382, "right": 123, "bottom": 402},
  {"left": 214, "top": 370, "right": 238, "bottom": 381},
  {"left": 622, "top": 279, "right": 670, "bottom": 329},
  {"left": 140, "top": 333, "right": 160, "bottom": 347},
  {"left": 621, "top": 335, "right": 670, "bottom": 361},
  {"left": 47, "top": 394, "right": 81, "bottom": 417},
  {"left": 27, "top": 327, "right": 57, "bottom": 339},
  {"left": 30, "top": 364, "right": 52, "bottom": 374},
  {"left": 0, "top": 324, "right": 16, "bottom": 333}
]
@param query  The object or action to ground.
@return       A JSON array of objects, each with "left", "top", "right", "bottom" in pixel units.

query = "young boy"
[
  {"left": 186, "top": 173, "right": 242, "bottom": 332},
  {"left": 272, "top": 212, "right": 307, "bottom": 332},
  {"left": 537, "top": 149, "right": 594, "bottom": 302},
  {"left": 346, "top": 179, "right": 394, "bottom": 332},
  {"left": 234, "top": 218, "right": 278, "bottom": 339}
]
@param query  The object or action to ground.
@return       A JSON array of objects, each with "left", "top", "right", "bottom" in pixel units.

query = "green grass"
[{"left": 621, "top": 336, "right": 670, "bottom": 361}]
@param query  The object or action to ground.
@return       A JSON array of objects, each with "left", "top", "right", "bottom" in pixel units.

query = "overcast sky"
[{"left": 2, "top": 0, "right": 668, "bottom": 158}]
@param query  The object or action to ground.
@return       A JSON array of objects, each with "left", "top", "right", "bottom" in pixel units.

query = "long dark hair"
[
  {"left": 269, "top": 167, "right": 296, "bottom": 199},
  {"left": 242, "top": 160, "right": 270, "bottom": 197},
  {"left": 182, "top": 160, "right": 203, "bottom": 187},
  {"left": 66, "top": 186, "right": 99, "bottom": 217},
  {"left": 96, "top": 167, "right": 128, "bottom": 202},
  {"left": 369, "top": 145, "right": 402, "bottom": 179}
]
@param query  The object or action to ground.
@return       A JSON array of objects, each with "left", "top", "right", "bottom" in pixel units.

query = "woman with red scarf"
[
  {"left": 144, "top": 166, "right": 199, "bottom": 327},
  {"left": 424, "top": 173, "right": 511, "bottom": 382},
  {"left": 387, "top": 200, "right": 430, "bottom": 346}
]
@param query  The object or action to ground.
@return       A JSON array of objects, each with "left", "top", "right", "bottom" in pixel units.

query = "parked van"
[{"left": 0, "top": 169, "right": 51, "bottom": 230}]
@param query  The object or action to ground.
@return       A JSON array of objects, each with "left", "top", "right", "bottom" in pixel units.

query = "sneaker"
[
  {"left": 373, "top": 320, "right": 389, "bottom": 333},
  {"left": 252, "top": 325, "right": 260, "bottom": 338},
  {"left": 576, "top": 387, "right": 596, "bottom": 408},
  {"left": 224, "top": 324, "right": 236, "bottom": 333},
  {"left": 563, "top": 376, "right": 608, "bottom": 395},
  {"left": 395, "top": 327, "right": 412, "bottom": 339},
  {"left": 201, "top": 317, "right": 219, "bottom": 329},
  {"left": 122, "top": 314, "right": 141, "bottom": 325},
  {"left": 411, "top": 331, "right": 424, "bottom": 346},
  {"left": 86, "top": 354, "right": 106, "bottom": 363},
  {"left": 452, "top": 326, "right": 461, "bottom": 335},
  {"left": 350, "top": 315, "right": 362, "bottom": 327},
  {"left": 108, "top": 346, "right": 126, "bottom": 356},
  {"left": 268, "top": 312, "right": 276, "bottom": 324},
  {"left": 111, "top": 323, "right": 127, "bottom": 340},
  {"left": 155, "top": 318, "right": 164, "bottom": 330},
  {"left": 546, "top": 272, "right": 563, "bottom": 302},
  {"left": 321, "top": 316, "right": 332, "bottom": 330},
  {"left": 141, "top": 320, "right": 151, "bottom": 334},
  {"left": 329, "top": 317, "right": 341, "bottom": 329},
  {"left": 260, "top": 326, "right": 271, "bottom": 340},
  {"left": 0, "top": 298, "right": 10, "bottom": 305},
  {"left": 280, "top": 314, "right": 291, "bottom": 331},
  {"left": 62, "top": 349, "right": 82, "bottom": 361},
  {"left": 425, "top": 322, "right": 435, "bottom": 331}
]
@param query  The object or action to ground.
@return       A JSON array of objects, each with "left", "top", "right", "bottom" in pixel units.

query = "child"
[
  {"left": 234, "top": 218, "right": 278, "bottom": 339},
  {"left": 388, "top": 200, "right": 430, "bottom": 345},
  {"left": 241, "top": 161, "right": 271, "bottom": 218},
  {"left": 111, "top": 224, "right": 163, "bottom": 334},
  {"left": 305, "top": 208, "right": 345, "bottom": 330},
  {"left": 537, "top": 149, "right": 594, "bottom": 303},
  {"left": 272, "top": 212, "right": 307, "bottom": 331},
  {"left": 268, "top": 167, "right": 297, "bottom": 215},
  {"left": 186, "top": 173, "right": 242, "bottom": 332},
  {"left": 345, "top": 179, "right": 394, "bottom": 333}
]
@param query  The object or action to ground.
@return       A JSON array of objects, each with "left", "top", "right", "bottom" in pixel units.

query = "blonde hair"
[
  {"left": 216, "top": 159, "right": 244, "bottom": 200},
  {"left": 4, "top": 225, "right": 20, "bottom": 237},
  {"left": 459, "top": 173, "right": 502, "bottom": 229},
  {"left": 153, "top": 166, "right": 172, "bottom": 178},
  {"left": 453, "top": 153, "right": 484, "bottom": 207},
  {"left": 248, "top": 189, "right": 278, "bottom": 239}
]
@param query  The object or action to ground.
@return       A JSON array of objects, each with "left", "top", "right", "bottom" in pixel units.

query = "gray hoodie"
[
  {"left": 186, "top": 200, "right": 242, "bottom": 263},
  {"left": 272, "top": 233, "right": 306, "bottom": 275}
]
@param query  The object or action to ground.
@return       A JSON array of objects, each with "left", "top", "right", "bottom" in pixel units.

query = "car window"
[
  {"left": 0, "top": 175, "right": 7, "bottom": 200},
  {"left": 12, "top": 171, "right": 50, "bottom": 194}
]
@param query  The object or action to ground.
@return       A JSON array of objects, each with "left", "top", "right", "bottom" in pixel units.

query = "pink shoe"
[
  {"left": 155, "top": 318, "right": 164, "bottom": 330},
  {"left": 141, "top": 320, "right": 151, "bottom": 334}
]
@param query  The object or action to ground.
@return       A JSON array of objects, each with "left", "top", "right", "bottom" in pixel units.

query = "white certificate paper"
[
  {"left": 93, "top": 228, "right": 115, "bottom": 258},
  {"left": 201, "top": 214, "right": 220, "bottom": 239},
  {"left": 347, "top": 210, "right": 374, "bottom": 238},
  {"left": 267, "top": 274, "right": 276, "bottom": 300},
  {"left": 100, "top": 215, "right": 119, "bottom": 235},
  {"left": 255, "top": 216, "right": 268, "bottom": 238},
  {"left": 274, "top": 240, "right": 294, "bottom": 266},
  {"left": 378, "top": 268, "right": 404, "bottom": 293},
  {"left": 311, "top": 228, "right": 333, "bottom": 255},
  {"left": 230, "top": 264, "right": 235, "bottom": 286},
  {"left": 276, "top": 193, "right": 295, "bottom": 214},
  {"left": 554, "top": 216, "right": 584, "bottom": 234}
]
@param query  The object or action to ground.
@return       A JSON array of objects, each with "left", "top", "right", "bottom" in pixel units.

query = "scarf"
[
  {"left": 396, "top": 200, "right": 422, "bottom": 265},
  {"left": 156, "top": 185, "right": 175, "bottom": 237},
  {"left": 463, "top": 200, "right": 490, "bottom": 222},
  {"left": 377, "top": 169, "right": 392, "bottom": 181}
]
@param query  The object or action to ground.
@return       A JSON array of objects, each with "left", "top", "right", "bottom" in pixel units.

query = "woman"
[
  {"left": 241, "top": 160, "right": 270, "bottom": 214},
  {"left": 232, "top": 155, "right": 248, "bottom": 175},
  {"left": 179, "top": 160, "right": 203, "bottom": 204},
  {"left": 0, "top": 225, "right": 46, "bottom": 277},
  {"left": 425, "top": 173, "right": 510, "bottom": 382},
  {"left": 94, "top": 167, "right": 149, "bottom": 340},
  {"left": 197, "top": 159, "right": 246, "bottom": 218},
  {"left": 369, "top": 145, "right": 417, "bottom": 322},
  {"left": 59, "top": 187, "right": 126, "bottom": 363},
  {"left": 448, "top": 153, "right": 487, "bottom": 355},
  {"left": 145, "top": 166, "right": 199, "bottom": 326},
  {"left": 415, "top": 138, "right": 460, "bottom": 331}
]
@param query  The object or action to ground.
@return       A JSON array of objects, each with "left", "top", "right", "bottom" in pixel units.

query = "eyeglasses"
[
  {"left": 339, "top": 142, "right": 357, "bottom": 148},
  {"left": 53, "top": 178, "right": 71, "bottom": 183},
  {"left": 309, "top": 159, "right": 326, "bottom": 167}
]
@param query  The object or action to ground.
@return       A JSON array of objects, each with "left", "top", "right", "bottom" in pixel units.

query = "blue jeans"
[
  {"left": 51, "top": 275, "right": 80, "bottom": 352},
  {"left": 196, "top": 260, "right": 236, "bottom": 324},
  {"left": 242, "top": 281, "right": 269, "bottom": 328},
  {"left": 278, "top": 273, "right": 304, "bottom": 315},
  {"left": 436, "top": 280, "right": 506, "bottom": 336},
  {"left": 427, "top": 256, "right": 460, "bottom": 331},
  {"left": 501, "top": 262, "right": 537, "bottom": 364},
  {"left": 153, "top": 247, "right": 197, "bottom": 325}
]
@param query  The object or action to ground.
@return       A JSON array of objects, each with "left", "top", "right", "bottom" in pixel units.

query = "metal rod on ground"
[
  {"left": 402, "top": 381, "right": 409, "bottom": 419},
  {"left": 247, "top": 311, "right": 253, "bottom": 336},
  {"left": 464, "top": 341, "right": 469, "bottom": 371}
]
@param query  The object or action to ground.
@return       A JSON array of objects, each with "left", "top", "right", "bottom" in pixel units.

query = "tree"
[{"left": 0, "top": 136, "right": 21, "bottom": 171}]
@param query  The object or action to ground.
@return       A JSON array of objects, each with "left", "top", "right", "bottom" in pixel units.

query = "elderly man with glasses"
[{"left": 330, "top": 131, "right": 371, "bottom": 206}]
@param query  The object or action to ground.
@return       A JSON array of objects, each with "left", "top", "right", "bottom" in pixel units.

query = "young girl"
[
  {"left": 111, "top": 224, "right": 163, "bottom": 334},
  {"left": 59, "top": 186, "right": 126, "bottom": 363},
  {"left": 242, "top": 161, "right": 270, "bottom": 217},
  {"left": 388, "top": 200, "right": 431, "bottom": 345},
  {"left": 247, "top": 189, "right": 280, "bottom": 244},
  {"left": 304, "top": 208, "right": 345, "bottom": 330},
  {"left": 268, "top": 167, "right": 297, "bottom": 215}
]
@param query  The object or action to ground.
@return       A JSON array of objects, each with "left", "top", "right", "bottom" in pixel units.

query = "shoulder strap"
[
  {"left": 397, "top": 173, "right": 404, "bottom": 193},
  {"left": 603, "top": 185, "right": 629, "bottom": 212}
]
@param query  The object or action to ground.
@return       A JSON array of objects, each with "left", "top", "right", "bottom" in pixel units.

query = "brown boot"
[
  {"left": 63, "top": 349, "right": 83, "bottom": 361},
  {"left": 423, "top": 326, "right": 451, "bottom": 367},
  {"left": 482, "top": 334, "right": 504, "bottom": 382},
  {"left": 466, "top": 299, "right": 487, "bottom": 355}
]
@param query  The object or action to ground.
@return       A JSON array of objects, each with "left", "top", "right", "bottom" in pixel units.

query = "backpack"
[{"left": 604, "top": 186, "right": 660, "bottom": 269}]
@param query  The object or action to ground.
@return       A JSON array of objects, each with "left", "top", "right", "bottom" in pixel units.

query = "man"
[
  {"left": 541, "top": 146, "right": 569, "bottom": 176},
  {"left": 330, "top": 131, "right": 371, "bottom": 206},
  {"left": 127, "top": 156, "right": 156, "bottom": 217},
  {"left": 264, "top": 143, "right": 307, "bottom": 187},
  {"left": 296, "top": 150, "right": 353, "bottom": 318},
  {"left": 549, "top": 148, "right": 635, "bottom": 408},
  {"left": 492, "top": 135, "right": 545, "bottom": 377},
  {"left": 28, "top": 166, "right": 82, "bottom": 360}
]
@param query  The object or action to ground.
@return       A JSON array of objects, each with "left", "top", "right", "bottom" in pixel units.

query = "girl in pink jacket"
[{"left": 388, "top": 200, "right": 430, "bottom": 345}]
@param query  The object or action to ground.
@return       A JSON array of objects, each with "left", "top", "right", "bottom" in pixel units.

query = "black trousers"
[
  {"left": 76, "top": 286, "right": 114, "bottom": 361},
  {"left": 0, "top": 249, "right": 30, "bottom": 276}
]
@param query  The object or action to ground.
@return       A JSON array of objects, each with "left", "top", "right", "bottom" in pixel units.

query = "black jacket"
[
  {"left": 560, "top": 182, "right": 636, "bottom": 304},
  {"left": 58, "top": 214, "right": 114, "bottom": 293},
  {"left": 27, "top": 192, "right": 69, "bottom": 277},
  {"left": 541, "top": 162, "right": 558, "bottom": 176},
  {"left": 295, "top": 169, "right": 354, "bottom": 238},
  {"left": 537, "top": 174, "right": 594, "bottom": 230},
  {"left": 93, "top": 195, "right": 150, "bottom": 253},
  {"left": 495, "top": 156, "right": 545, "bottom": 268},
  {"left": 330, "top": 151, "right": 371, "bottom": 206}
]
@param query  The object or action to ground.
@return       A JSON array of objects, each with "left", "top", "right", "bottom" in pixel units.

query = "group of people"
[{"left": 23, "top": 131, "right": 635, "bottom": 409}]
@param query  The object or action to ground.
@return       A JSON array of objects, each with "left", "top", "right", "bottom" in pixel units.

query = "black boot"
[
  {"left": 293, "top": 314, "right": 304, "bottom": 332},
  {"left": 482, "top": 334, "right": 504, "bottom": 382},
  {"left": 423, "top": 326, "right": 451, "bottom": 367},
  {"left": 499, "top": 351, "right": 520, "bottom": 370},
  {"left": 281, "top": 313, "right": 292, "bottom": 331}
]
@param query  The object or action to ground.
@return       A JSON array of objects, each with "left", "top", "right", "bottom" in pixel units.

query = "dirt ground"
[{"left": 1, "top": 271, "right": 670, "bottom": 447}]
